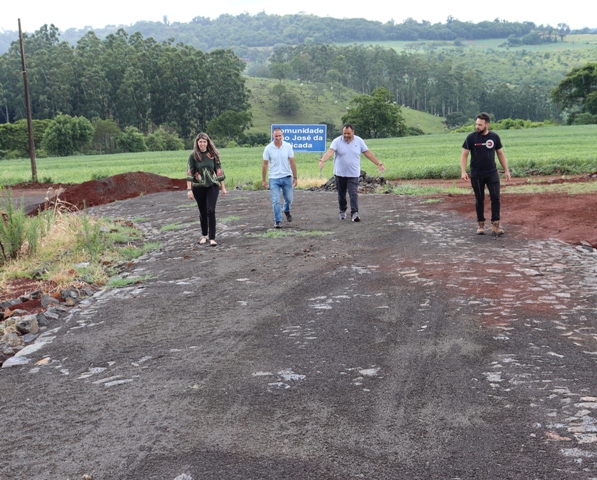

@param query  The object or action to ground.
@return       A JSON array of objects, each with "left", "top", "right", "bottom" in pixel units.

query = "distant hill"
[
  {"left": 244, "top": 77, "right": 446, "bottom": 136},
  {"left": 1, "top": 13, "right": 595, "bottom": 54}
]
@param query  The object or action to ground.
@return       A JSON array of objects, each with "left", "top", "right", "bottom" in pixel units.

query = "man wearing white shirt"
[
  {"left": 263, "top": 128, "right": 298, "bottom": 228},
  {"left": 319, "top": 124, "right": 385, "bottom": 222}
]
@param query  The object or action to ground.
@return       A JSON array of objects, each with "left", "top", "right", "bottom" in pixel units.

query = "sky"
[{"left": 1, "top": 0, "right": 594, "bottom": 33}]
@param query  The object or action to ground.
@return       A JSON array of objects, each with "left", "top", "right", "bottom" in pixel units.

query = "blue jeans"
[{"left": 269, "top": 176, "right": 293, "bottom": 222}]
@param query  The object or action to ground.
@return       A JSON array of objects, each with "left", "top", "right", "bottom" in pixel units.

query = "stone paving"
[{"left": 389, "top": 198, "right": 597, "bottom": 475}]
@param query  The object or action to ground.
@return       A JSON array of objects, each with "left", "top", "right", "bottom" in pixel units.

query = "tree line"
[
  {"left": 269, "top": 43, "right": 557, "bottom": 122},
  {"left": 122, "top": 14, "right": 543, "bottom": 49},
  {"left": 2, "top": 14, "right": 587, "bottom": 55},
  {"left": 0, "top": 113, "right": 272, "bottom": 159},
  {"left": 0, "top": 25, "right": 250, "bottom": 142}
]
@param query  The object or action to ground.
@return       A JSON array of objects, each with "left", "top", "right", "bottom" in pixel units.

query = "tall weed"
[
  {"left": 0, "top": 189, "right": 27, "bottom": 262},
  {"left": 79, "top": 211, "right": 103, "bottom": 261}
]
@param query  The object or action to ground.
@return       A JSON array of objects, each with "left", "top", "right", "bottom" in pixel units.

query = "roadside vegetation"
[
  {"left": 2, "top": 24, "right": 596, "bottom": 161},
  {"left": 0, "top": 189, "right": 161, "bottom": 293}
]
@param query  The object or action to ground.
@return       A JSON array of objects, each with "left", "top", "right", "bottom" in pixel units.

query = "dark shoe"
[
  {"left": 351, "top": 212, "right": 360, "bottom": 222},
  {"left": 284, "top": 211, "right": 292, "bottom": 222},
  {"left": 339, "top": 211, "right": 346, "bottom": 220},
  {"left": 275, "top": 221, "right": 282, "bottom": 228}
]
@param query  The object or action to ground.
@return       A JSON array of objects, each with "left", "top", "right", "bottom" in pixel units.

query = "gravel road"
[{"left": 2, "top": 189, "right": 597, "bottom": 479}]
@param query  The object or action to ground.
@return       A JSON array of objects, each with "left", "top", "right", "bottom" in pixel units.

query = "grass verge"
[{"left": 0, "top": 192, "right": 161, "bottom": 296}]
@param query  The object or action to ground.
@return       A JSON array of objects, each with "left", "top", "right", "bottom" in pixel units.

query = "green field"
[
  {"left": 337, "top": 34, "right": 597, "bottom": 53},
  {"left": 1, "top": 125, "right": 596, "bottom": 187}
]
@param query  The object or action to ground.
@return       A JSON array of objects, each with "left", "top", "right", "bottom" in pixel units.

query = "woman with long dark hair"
[{"left": 186, "top": 132, "right": 226, "bottom": 246}]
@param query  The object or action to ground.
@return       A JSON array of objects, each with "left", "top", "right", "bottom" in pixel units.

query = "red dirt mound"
[{"left": 40, "top": 171, "right": 186, "bottom": 211}]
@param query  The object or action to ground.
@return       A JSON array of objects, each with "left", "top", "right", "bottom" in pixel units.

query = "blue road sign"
[{"left": 271, "top": 124, "right": 327, "bottom": 152}]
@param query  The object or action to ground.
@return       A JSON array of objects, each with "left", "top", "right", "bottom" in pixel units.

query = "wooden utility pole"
[{"left": 18, "top": 18, "right": 38, "bottom": 182}]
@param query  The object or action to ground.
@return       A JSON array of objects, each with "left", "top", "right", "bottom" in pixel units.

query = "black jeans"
[
  {"left": 470, "top": 170, "right": 501, "bottom": 223},
  {"left": 192, "top": 185, "right": 219, "bottom": 239},
  {"left": 335, "top": 176, "right": 359, "bottom": 214}
]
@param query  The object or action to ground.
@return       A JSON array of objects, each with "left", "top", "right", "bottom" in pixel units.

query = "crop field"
[
  {"left": 339, "top": 34, "right": 597, "bottom": 53},
  {"left": 1, "top": 125, "right": 596, "bottom": 187},
  {"left": 382, "top": 124, "right": 597, "bottom": 179}
]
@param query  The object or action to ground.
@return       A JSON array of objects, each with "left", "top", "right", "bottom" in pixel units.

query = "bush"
[
  {"left": 145, "top": 127, "right": 185, "bottom": 151},
  {"left": 117, "top": 126, "right": 147, "bottom": 152},
  {"left": 0, "top": 119, "right": 52, "bottom": 157},
  {"left": 570, "top": 113, "right": 597, "bottom": 125},
  {"left": 445, "top": 112, "right": 469, "bottom": 129},
  {"left": 239, "top": 132, "right": 270, "bottom": 146},
  {"left": 91, "top": 118, "right": 122, "bottom": 154},
  {"left": 277, "top": 92, "right": 301, "bottom": 115},
  {"left": 404, "top": 126, "right": 425, "bottom": 136},
  {"left": 3, "top": 150, "right": 25, "bottom": 160},
  {"left": 452, "top": 118, "right": 553, "bottom": 133},
  {"left": 41, "top": 114, "right": 94, "bottom": 156}
]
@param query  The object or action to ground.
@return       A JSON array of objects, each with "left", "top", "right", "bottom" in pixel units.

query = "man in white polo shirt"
[
  {"left": 319, "top": 123, "right": 384, "bottom": 222},
  {"left": 262, "top": 127, "right": 298, "bottom": 228}
]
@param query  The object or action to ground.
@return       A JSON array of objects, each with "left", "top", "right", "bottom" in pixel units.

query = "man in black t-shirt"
[{"left": 460, "top": 112, "right": 511, "bottom": 236}]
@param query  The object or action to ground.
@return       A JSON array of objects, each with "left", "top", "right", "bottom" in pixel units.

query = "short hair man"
[
  {"left": 262, "top": 128, "right": 298, "bottom": 228},
  {"left": 318, "top": 124, "right": 384, "bottom": 222},
  {"left": 461, "top": 112, "right": 511, "bottom": 236}
]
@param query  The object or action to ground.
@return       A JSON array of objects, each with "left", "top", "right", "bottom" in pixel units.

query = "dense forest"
[
  {"left": 1, "top": 13, "right": 591, "bottom": 55},
  {"left": 0, "top": 25, "right": 249, "bottom": 139}
]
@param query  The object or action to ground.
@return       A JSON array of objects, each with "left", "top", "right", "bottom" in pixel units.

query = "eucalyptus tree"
[
  {"left": 345, "top": 45, "right": 371, "bottom": 94},
  {"left": 73, "top": 33, "right": 111, "bottom": 120},
  {"left": 149, "top": 42, "right": 207, "bottom": 138},
  {"left": 204, "top": 49, "right": 251, "bottom": 127}
]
